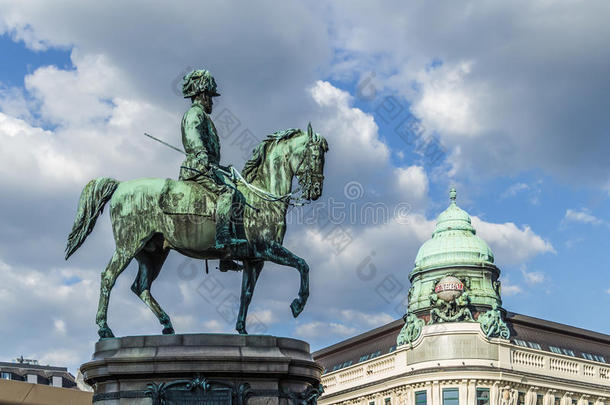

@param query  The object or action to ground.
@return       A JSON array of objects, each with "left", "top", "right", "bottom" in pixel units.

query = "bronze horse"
[{"left": 65, "top": 125, "right": 328, "bottom": 338}]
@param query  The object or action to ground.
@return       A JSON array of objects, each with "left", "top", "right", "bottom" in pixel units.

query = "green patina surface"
[
  {"left": 65, "top": 69, "right": 329, "bottom": 339},
  {"left": 398, "top": 189, "right": 511, "bottom": 345}
]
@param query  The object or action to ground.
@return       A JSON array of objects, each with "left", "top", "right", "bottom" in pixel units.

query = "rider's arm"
[{"left": 181, "top": 106, "right": 206, "bottom": 155}]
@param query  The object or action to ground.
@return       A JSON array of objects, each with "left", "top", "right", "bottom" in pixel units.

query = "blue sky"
[{"left": 0, "top": 1, "right": 608, "bottom": 373}]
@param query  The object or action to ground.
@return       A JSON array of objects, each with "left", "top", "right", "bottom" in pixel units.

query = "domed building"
[{"left": 314, "top": 190, "right": 610, "bottom": 405}]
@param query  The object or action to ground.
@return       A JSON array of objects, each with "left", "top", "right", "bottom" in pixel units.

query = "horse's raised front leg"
[
  {"left": 236, "top": 260, "right": 263, "bottom": 334},
  {"left": 131, "top": 245, "right": 173, "bottom": 335},
  {"left": 254, "top": 241, "right": 309, "bottom": 318},
  {"left": 96, "top": 250, "right": 131, "bottom": 339}
]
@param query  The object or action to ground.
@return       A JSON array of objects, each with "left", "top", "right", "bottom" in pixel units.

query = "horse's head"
[
  {"left": 291, "top": 123, "right": 328, "bottom": 201},
  {"left": 241, "top": 125, "right": 328, "bottom": 201}
]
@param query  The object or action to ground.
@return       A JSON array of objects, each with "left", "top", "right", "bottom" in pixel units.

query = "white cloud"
[
  {"left": 564, "top": 209, "right": 605, "bottom": 226},
  {"left": 395, "top": 165, "right": 428, "bottom": 208},
  {"left": 323, "top": 1, "right": 610, "bottom": 187},
  {"left": 413, "top": 61, "right": 483, "bottom": 136},
  {"left": 500, "top": 277, "right": 523, "bottom": 296},
  {"left": 295, "top": 321, "right": 356, "bottom": 339},
  {"left": 520, "top": 267, "right": 545, "bottom": 285},
  {"left": 247, "top": 309, "right": 275, "bottom": 325},
  {"left": 501, "top": 183, "right": 529, "bottom": 199},
  {"left": 53, "top": 319, "right": 67, "bottom": 335},
  {"left": 472, "top": 217, "right": 555, "bottom": 265},
  {"left": 202, "top": 320, "right": 230, "bottom": 333},
  {"left": 337, "top": 309, "right": 394, "bottom": 328},
  {"left": 310, "top": 80, "right": 389, "bottom": 172}
]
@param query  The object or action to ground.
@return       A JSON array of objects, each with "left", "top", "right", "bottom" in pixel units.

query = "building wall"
[
  {"left": 319, "top": 324, "right": 610, "bottom": 405},
  {"left": 0, "top": 379, "right": 92, "bottom": 405}
]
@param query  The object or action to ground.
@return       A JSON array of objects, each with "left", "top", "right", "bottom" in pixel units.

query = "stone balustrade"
[{"left": 320, "top": 324, "right": 610, "bottom": 401}]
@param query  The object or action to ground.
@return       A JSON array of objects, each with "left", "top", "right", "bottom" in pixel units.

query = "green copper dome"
[{"left": 413, "top": 188, "right": 494, "bottom": 272}]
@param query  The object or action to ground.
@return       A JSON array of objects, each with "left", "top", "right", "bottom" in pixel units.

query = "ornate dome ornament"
[
  {"left": 397, "top": 188, "right": 510, "bottom": 346},
  {"left": 413, "top": 188, "right": 494, "bottom": 274}
]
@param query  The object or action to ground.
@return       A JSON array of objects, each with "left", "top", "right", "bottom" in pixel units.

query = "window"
[
  {"left": 594, "top": 355, "right": 606, "bottom": 363},
  {"left": 415, "top": 391, "right": 427, "bottom": 405},
  {"left": 561, "top": 348, "right": 575, "bottom": 357},
  {"left": 369, "top": 350, "right": 382, "bottom": 359},
  {"left": 52, "top": 376, "right": 63, "bottom": 387},
  {"left": 388, "top": 345, "right": 397, "bottom": 353},
  {"left": 331, "top": 364, "right": 341, "bottom": 372},
  {"left": 476, "top": 388, "right": 490, "bottom": 405},
  {"left": 582, "top": 352, "right": 595, "bottom": 361},
  {"left": 442, "top": 388, "right": 459, "bottom": 405},
  {"left": 342, "top": 360, "right": 353, "bottom": 368},
  {"left": 1, "top": 372, "right": 11, "bottom": 380},
  {"left": 359, "top": 354, "right": 370, "bottom": 362},
  {"left": 549, "top": 346, "right": 561, "bottom": 354},
  {"left": 554, "top": 397, "right": 561, "bottom": 405},
  {"left": 515, "top": 339, "right": 541, "bottom": 350},
  {"left": 514, "top": 339, "right": 528, "bottom": 347},
  {"left": 517, "top": 392, "right": 525, "bottom": 405},
  {"left": 527, "top": 342, "right": 542, "bottom": 350},
  {"left": 26, "top": 374, "right": 37, "bottom": 383},
  {"left": 385, "top": 398, "right": 391, "bottom": 405},
  {"left": 536, "top": 395, "right": 544, "bottom": 405},
  {"left": 369, "top": 401, "right": 375, "bottom": 405}
]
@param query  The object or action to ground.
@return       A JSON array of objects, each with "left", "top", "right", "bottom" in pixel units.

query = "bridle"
[
  {"left": 292, "top": 137, "right": 324, "bottom": 204},
  {"left": 227, "top": 135, "right": 323, "bottom": 207}
]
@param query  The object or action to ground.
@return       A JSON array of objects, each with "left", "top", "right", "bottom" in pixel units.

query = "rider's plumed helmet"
[{"left": 181, "top": 69, "right": 221, "bottom": 98}]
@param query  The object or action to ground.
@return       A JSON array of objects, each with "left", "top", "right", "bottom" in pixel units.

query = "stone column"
[{"left": 467, "top": 379, "right": 477, "bottom": 405}]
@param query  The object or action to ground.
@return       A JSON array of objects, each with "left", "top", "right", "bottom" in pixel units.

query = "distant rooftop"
[{"left": 313, "top": 313, "right": 610, "bottom": 373}]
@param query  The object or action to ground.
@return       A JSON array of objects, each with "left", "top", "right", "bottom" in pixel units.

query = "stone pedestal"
[{"left": 81, "top": 334, "right": 322, "bottom": 405}]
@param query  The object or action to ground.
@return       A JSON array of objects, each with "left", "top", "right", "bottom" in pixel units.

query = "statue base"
[{"left": 81, "top": 334, "right": 322, "bottom": 405}]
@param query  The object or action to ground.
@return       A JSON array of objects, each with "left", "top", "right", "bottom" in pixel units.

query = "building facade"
[
  {"left": 314, "top": 190, "right": 610, "bottom": 405},
  {"left": 0, "top": 358, "right": 93, "bottom": 404},
  {"left": 0, "top": 358, "right": 77, "bottom": 389}
]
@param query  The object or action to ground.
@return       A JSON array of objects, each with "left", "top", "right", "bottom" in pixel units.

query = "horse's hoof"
[
  {"left": 98, "top": 326, "right": 115, "bottom": 339},
  {"left": 162, "top": 326, "right": 175, "bottom": 335},
  {"left": 236, "top": 322, "right": 248, "bottom": 335},
  {"left": 290, "top": 298, "right": 304, "bottom": 318}
]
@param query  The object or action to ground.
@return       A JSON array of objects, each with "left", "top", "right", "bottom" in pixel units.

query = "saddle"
[{"left": 159, "top": 179, "right": 217, "bottom": 217}]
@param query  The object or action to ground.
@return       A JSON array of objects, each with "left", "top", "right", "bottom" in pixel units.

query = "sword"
[
  {"left": 144, "top": 132, "right": 233, "bottom": 179},
  {"left": 143, "top": 132, "right": 185, "bottom": 155}
]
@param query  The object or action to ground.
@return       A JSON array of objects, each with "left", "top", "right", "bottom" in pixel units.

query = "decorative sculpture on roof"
[
  {"left": 65, "top": 68, "right": 329, "bottom": 338},
  {"left": 478, "top": 302, "right": 510, "bottom": 339},
  {"left": 428, "top": 275, "right": 474, "bottom": 324},
  {"left": 396, "top": 312, "right": 425, "bottom": 346}
]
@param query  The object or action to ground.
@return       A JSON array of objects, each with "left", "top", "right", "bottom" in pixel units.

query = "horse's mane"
[{"left": 242, "top": 128, "right": 328, "bottom": 182}]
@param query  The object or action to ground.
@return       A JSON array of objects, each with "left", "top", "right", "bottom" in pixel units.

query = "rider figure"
[{"left": 179, "top": 69, "right": 246, "bottom": 269}]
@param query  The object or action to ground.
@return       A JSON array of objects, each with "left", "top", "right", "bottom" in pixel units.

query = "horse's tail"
[{"left": 65, "top": 177, "right": 119, "bottom": 260}]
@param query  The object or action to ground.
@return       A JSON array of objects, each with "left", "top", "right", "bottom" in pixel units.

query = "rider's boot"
[
  {"left": 219, "top": 259, "right": 244, "bottom": 272},
  {"left": 215, "top": 222, "right": 251, "bottom": 258}
]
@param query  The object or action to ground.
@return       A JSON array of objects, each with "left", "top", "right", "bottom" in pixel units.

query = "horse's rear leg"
[
  {"left": 236, "top": 260, "right": 264, "bottom": 334},
  {"left": 96, "top": 250, "right": 131, "bottom": 339},
  {"left": 131, "top": 244, "right": 173, "bottom": 334}
]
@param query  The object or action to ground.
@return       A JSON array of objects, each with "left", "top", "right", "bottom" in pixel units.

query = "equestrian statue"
[{"left": 64, "top": 69, "right": 329, "bottom": 339}]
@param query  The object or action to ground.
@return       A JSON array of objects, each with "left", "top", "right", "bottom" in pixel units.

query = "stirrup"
[{"left": 219, "top": 260, "right": 244, "bottom": 272}]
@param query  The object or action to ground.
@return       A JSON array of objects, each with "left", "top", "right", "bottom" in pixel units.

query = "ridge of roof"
[
  {"left": 313, "top": 312, "right": 610, "bottom": 360},
  {"left": 0, "top": 361, "right": 70, "bottom": 372},
  {"left": 507, "top": 312, "right": 610, "bottom": 344},
  {"left": 312, "top": 319, "right": 403, "bottom": 358}
]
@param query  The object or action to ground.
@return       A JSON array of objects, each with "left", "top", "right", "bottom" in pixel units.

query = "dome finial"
[{"left": 449, "top": 187, "right": 457, "bottom": 203}]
